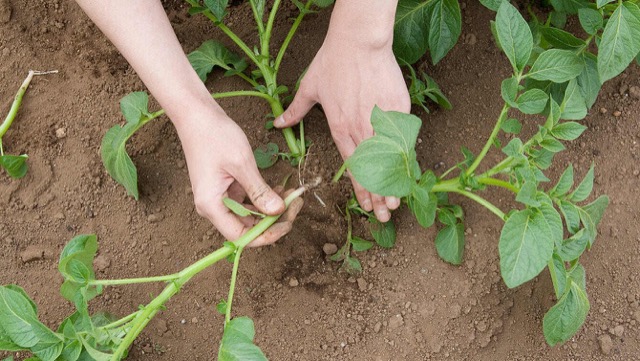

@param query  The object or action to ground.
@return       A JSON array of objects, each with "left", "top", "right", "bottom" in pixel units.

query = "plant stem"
[
  {"left": 269, "top": 101, "right": 302, "bottom": 157},
  {"left": 0, "top": 71, "right": 58, "bottom": 138},
  {"left": 99, "top": 311, "right": 140, "bottom": 330},
  {"left": 548, "top": 259, "right": 560, "bottom": 298},
  {"left": 478, "top": 177, "right": 519, "bottom": 193},
  {"left": 225, "top": 246, "right": 244, "bottom": 325},
  {"left": 333, "top": 162, "right": 348, "bottom": 183},
  {"left": 262, "top": 0, "right": 283, "bottom": 57},
  {"left": 111, "top": 185, "right": 312, "bottom": 359},
  {"left": 450, "top": 189, "right": 506, "bottom": 220},
  {"left": 466, "top": 104, "right": 510, "bottom": 176},
  {"left": 89, "top": 273, "right": 180, "bottom": 286},
  {"left": 274, "top": 0, "right": 313, "bottom": 73},
  {"left": 249, "top": 0, "right": 265, "bottom": 36}
]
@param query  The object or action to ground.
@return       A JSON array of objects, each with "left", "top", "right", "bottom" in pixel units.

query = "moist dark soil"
[{"left": 1, "top": 1, "right": 639, "bottom": 360}]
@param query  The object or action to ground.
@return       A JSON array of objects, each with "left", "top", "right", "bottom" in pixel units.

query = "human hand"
[
  {"left": 274, "top": 0, "right": 409, "bottom": 223},
  {"left": 175, "top": 107, "right": 301, "bottom": 247}
]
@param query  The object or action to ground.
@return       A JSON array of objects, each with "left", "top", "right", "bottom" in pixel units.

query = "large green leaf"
[
  {"left": 557, "top": 229, "right": 589, "bottom": 261},
  {"left": 578, "top": 8, "right": 603, "bottom": 35},
  {"left": 576, "top": 53, "right": 601, "bottom": 109},
  {"left": 0, "top": 154, "right": 28, "bottom": 179},
  {"left": 578, "top": 195, "right": 609, "bottom": 246},
  {"left": 496, "top": 1, "right": 533, "bottom": 73},
  {"left": 550, "top": 164, "right": 573, "bottom": 197},
  {"left": 428, "top": 0, "right": 461, "bottom": 64},
  {"left": 218, "top": 317, "right": 267, "bottom": 361},
  {"left": 479, "top": 0, "right": 506, "bottom": 11},
  {"left": 540, "top": 27, "right": 585, "bottom": 50},
  {"left": 188, "top": 40, "right": 247, "bottom": 82},
  {"left": 543, "top": 280, "right": 590, "bottom": 346},
  {"left": 393, "top": 0, "right": 436, "bottom": 64},
  {"left": 499, "top": 209, "right": 555, "bottom": 288},
  {"left": 370, "top": 107, "right": 422, "bottom": 153},
  {"left": 435, "top": 223, "right": 464, "bottom": 265},
  {"left": 597, "top": 2, "right": 640, "bottom": 83},
  {"left": 552, "top": 122, "right": 586, "bottom": 141},
  {"left": 527, "top": 49, "right": 584, "bottom": 83}
]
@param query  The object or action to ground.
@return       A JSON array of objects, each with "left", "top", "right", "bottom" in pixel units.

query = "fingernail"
[
  {"left": 275, "top": 115, "right": 285, "bottom": 127},
  {"left": 376, "top": 208, "right": 390, "bottom": 222},
  {"left": 389, "top": 197, "right": 401, "bottom": 209},
  {"left": 361, "top": 199, "right": 372, "bottom": 211}
]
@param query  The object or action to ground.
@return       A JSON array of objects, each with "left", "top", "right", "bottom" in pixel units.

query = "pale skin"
[{"left": 75, "top": 0, "right": 409, "bottom": 246}]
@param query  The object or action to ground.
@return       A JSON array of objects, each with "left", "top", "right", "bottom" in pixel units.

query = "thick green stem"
[
  {"left": 274, "top": 0, "right": 313, "bottom": 73},
  {"left": 478, "top": 177, "right": 519, "bottom": 193},
  {"left": 262, "top": 0, "right": 283, "bottom": 56},
  {"left": 333, "top": 162, "right": 348, "bottom": 183},
  {"left": 270, "top": 101, "right": 302, "bottom": 157},
  {"left": 89, "top": 273, "right": 180, "bottom": 286},
  {"left": 225, "top": 247, "right": 244, "bottom": 325},
  {"left": 111, "top": 185, "right": 310, "bottom": 359},
  {"left": 466, "top": 104, "right": 510, "bottom": 176}
]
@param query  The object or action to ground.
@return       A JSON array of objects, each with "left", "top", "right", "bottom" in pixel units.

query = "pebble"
[
  {"left": 191, "top": 317, "right": 198, "bottom": 324},
  {"left": 322, "top": 243, "right": 338, "bottom": 255},
  {"left": 94, "top": 255, "right": 111, "bottom": 272},
  {"left": 356, "top": 278, "right": 367, "bottom": 292},
  {"left": 613, "top": 325, "right": 624, "bottom": 337},
  {"left": 147, "top": 213, "right": 163, "bottom": 223},
  {"left": 289, "top": 277, "right": 299, "bottom": 287},
  {"left": 55, "top": 127, "right": 66, "bottom": 139},
  {"left": 613, "top": 110, "right": 622, "bottom": 117},
  {"left": 598, "top": 334, "right": 613, "bottom": 355},
  {"left": 388, "top": 314, "right": 404, "bottom": 329},
  {"left": 374, "top": 322, "right": 382, "bottom": 333},
  {"left": 630, "top": 86, "right": 640, "bottom": 99},
  {"left": 155, "top": 318, "right": 168, "bottom": 335},
  {"left": 20, "top": 245, "right": 45, "bottom": 263},
  {"left": 599, "top": 107, "right": 607, "bottom": 114}
]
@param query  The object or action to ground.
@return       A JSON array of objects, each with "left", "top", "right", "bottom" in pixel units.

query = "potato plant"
[
  {"left": 0, "top": 184, "right": 311, "bottom": 361},
  {"left": 335, "top": 0, "right": 640, "bottom": 345}
]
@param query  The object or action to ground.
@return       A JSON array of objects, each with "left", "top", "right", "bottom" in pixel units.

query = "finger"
[
  {"left": 385, "top": 196, "right": 401, "bottom": 210},
  {"left": 274, "top": 87, "right": 316, "bottom": 128},
  {"left": 200, "top": 201, "right": 250, "bottom": 242},
  {"left": 372, "top": 194, "right": 390, "bottom": 223},
  {"left": 227, "top": 182, "right": 246, "bottom": 203},
  {"left": 232, "top": 165, "right": 285, "bottom": 216},
  {"left": 280, "top": 197, "right": 304, "bottom": 223},
  {"left": 248, "top": 222, "right": 293, "bottom": 248},
  {"left": 350, "top": 175, "right": 373, "bottom": 212}
]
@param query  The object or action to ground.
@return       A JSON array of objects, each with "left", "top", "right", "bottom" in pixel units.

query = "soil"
[{"left": 1, "top": 1, "right": 639, "bottom": 360}]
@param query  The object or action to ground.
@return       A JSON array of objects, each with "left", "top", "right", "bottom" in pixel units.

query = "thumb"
[
  {"left": 274, "top": 90, "right": 316, "bottom": 128},
  {"left": 233, "top": 166, "right": 285, "bottom": 216}
]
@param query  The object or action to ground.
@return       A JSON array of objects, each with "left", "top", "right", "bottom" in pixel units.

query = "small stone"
[
  {"left": 141, "top": 343, "right": 153, "bottom": 353},
  {"left": 374, "top": 322, "right": 382, "bottom": 333},
  {"left": 191, "top": 317, "right": 198, "bottom": 324},
  {"left": 599, "top": 334, "right": 613, "bottom": 355},
  {"left": 599, "top": 107, "right": 607, "bottom": 114},
  {"left": 94, "top": 255, "right": 111, "bottom": 272},
  {"left": 155, "top": 318, "right": 168, "bottom": 335},
  {"left": 388, "top": 314, "right": 404, "bottom": 330},
  {"left": 630, "top": 86, "right": 640, "bottom": 99},
  {"left": 180, "top": 319, "right": 186, "bottom": 324},
  {"left": 613, "top": 110, "right": 622, "bottom": 117},
  {"left": 55, "top": 127, "right": 67, "bottom": 139},
  {"left": 20, "top": 245, "right": 45, "bottom": 263},
  {"left": 322, "top": 243, "right": 338, "bottom": 255},
  {"left": 613, "top": 325, "right": 624, "bottom": 337},
  {"left": 53, "top": 212, "right": 65, "bottom": 220},
  {"left": 356, "top": 278, "right": 367, "bottom": 292},
  {"left": 289, "top": 277, "right": 299, "bottom": 287},
  {"left": 147, "top": 213, "right": 163, "bottom": 223}
]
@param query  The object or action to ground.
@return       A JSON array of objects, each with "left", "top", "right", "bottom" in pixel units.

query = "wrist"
[{"left": 327, "top": 0, "right": 398, "bottom": 50}]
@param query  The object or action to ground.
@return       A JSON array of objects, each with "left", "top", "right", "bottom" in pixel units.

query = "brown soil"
[{"left": 1, "top": 1, "right": 639, "bottom": 360}]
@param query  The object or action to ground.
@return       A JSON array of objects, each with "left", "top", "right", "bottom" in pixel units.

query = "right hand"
[{"left": 175, "top": 106, "right": 301, "bottom": 247}]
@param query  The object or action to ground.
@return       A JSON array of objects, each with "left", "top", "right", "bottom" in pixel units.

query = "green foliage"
[
  {"left": 597, "top": 2, "right": 640, "bottom": 82},
  {"left": 188, "top": 40, "right": 248, "bottom": 81},
  {"left": 407, "top": 68, "right": 452, "bottom": 112},
  {"left": 0, "top": 154, "right": 28, "bottom": 178},
  {"left": 218, "top": 317, "right": 267, "bottom": 361},
  {"left": 223, "top": 198, "right": 266, "bottom": 218},
  {"left": 496, "top": 1, "right": 533, "bottom": 73},
  {"left": 253, "top": 143, "right": 279, "bottom": 169},
  {"left": 204, "top": 0, "right": 229, "bottom": 21}
]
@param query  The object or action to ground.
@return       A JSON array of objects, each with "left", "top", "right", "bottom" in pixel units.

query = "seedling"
[
  {"left": 0, "top": 184, "right": 313, "bottom": 360},
  {"left": 0, "top": 70, "right": 58, "bottom": 178},
  {"left": 334, "top": 0, "right": 640, "bottom": 345},
  {"left": 101, "top": 0, "right": 334, "bottom": 199}
]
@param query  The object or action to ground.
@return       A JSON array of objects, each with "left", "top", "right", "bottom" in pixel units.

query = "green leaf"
[
  {"left": 120, "top": 92, "right": 151, "bottom": 124},
  {"left": 597, "top": 2, "right": 640, "bottom": 83},
  {"left": 543, "top": 280, "right": 590, "bottom": 346},
  {"left": 479, "top": 0, "right": 506, "bottom": 11},
  {"left": 393, "top": 0, "right": 436, "bottom": 64},
  {"left": 568, "top": 165, "right": 594, "bottom": 202},
  {"left": 408, "top": 172, "right": 437, "bottom": 228},
  {"left": 500, "top": 77, "right": 519, "bottom": 106},
  {"left": 428, "top": 0, "right": 462, "bottom": 64},
  {"left": 549, "top": 10, "right": 567, "bottom": 29},
  {"left": 65, "top": 259, "right": 93, "bottom": 284},
  {"left": 502, "top": 138, "right": 525, "bottom": 160},
  {"left": 549, "top": 254, "right": 567, "bottom": 298},
  {"left": 369, "top": 218, "right": 396, "bottom": 248},
  {"left": 499, "top": 209, "right": 555, "bottom": 288},
  {"left": 60, "top": 339, "right": 82, "bottom": 361},
  {"left": 560, "top": 79, "right": 587, "bottom": 120},
  {"left": 218, "top": 317, "right": 267, "bottom": 361},
  {"left": 312, "top": 0, "right": 335, "bottom": 8},
  {"left": 435, "top": 223, "right": 464, "bottom": 265},
  {"left": 550, "top": 0, "right": 589, "bottom": 14},
  {"left": 496, "top": 1, "right": 533, "bottom": 73},
  {"left": 188, "top": 40, "right": 247, "bottom": 82},
  {"left": 527, "top": 49, "right": 584, "bottom": 83},
  {"left": 557, "top": 229, "right": 589, "bottom": 261},
  {"left": 501, "top": 118, "right": 522, "bottom": 134},
  {"left": 253, "top": 143, "right": 279, "bottom": 169},
  {"left": 216, "top": 300, "right": 227, "bottom": 315},
  {"left": 540, "top": 137, "right": 566, "bottom": 153},
  {"left": 351, "top": 237, "right": 374, "bottom": 252},
  {"left": 223, "top": 198, "right": 265, "bottom": 218},
  {"left": 59, "top": 235, "right": 98, "bottom": 276},
  {"left": 343, "top": 256, "right": 363, "bottom": 273},
  {"left": 576, "top": 52, "right": 601, "bottom": 109},
  {"left": 550, "top": 164, "right": 574, "bottom": 197},
  {"left": 559, "top": 200, "right": 581, "bottom": 234},
  {"left": 578, "top": 8, "right": 603, "bottom": 35},
  {"left": 596, "top": 0, "right": 614, "bottom": 9},
  {"left": 538, "top": 196, "right": 564, "bottom": 245},
  {"left": 516, "top": 181, "right": 540, "bottom": 207},
  {"left": 540, "top": 27, "right": 585, "bottom": 50},
  {"left": 437, "top": 208, "right": 457, "bottom": 226},
  {"left": 204, "top": 0, "right": 229, "bottom": 21},
  {"left": 516, "top": 88, "right": 548, "bottom": 114},
  {"left": 347, "top": 108, "right": 421, "bottom": 197},
  {"left": 0, "top": 154, "right": 28, "bottom": 178},
  {"left": 578, "top": 195, "right": 609, "bottom": 246},
  {"left": 552, "top": 122, "right": 586, "bottom": 141}
]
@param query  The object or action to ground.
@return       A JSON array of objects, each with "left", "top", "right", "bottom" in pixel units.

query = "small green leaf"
[
  {"left": 597, "top": 2, "right": 640, "bottom": 83},
  {"left": 253, "top": 143, "right": 279, "bottom": 169},
  {"left": 568, "top": 165, "right": 594, "bottom": 202},
  {"left": 578, "top": 195, "right": 609, "bottom": 246},
  {"left": 188, "top": 40, "right": 247, "bottom": 82},
  {"left": 204, "top": 0, "right": 229, "bottom": 21},
  {"left": 496, "top": 1, "right": 533, "bottom": 73},
  {"left": 550, "top": 0, "right": 589, "bottom": 14},
  {"left": 516, "top": 181, "right": 540, "bottom": 207},
  {"left": 120, "top": 92, "right": 151, "bottom": 124},
  {"left": 516, "top": 88, "right": 549, "bottom": 114},
  {"left": 0, "top": 154, "right": 28, "bottom": 179},
  {"left": 557, "top": 229, "right": 589, "bottom": 261},
  {"left": 540, "top": 137, "right": 566, "bottom": 153},
  {"left": 543, "top": 280, "right": 590, "bottom": 346},
  {"left": 223, "top": 198, "right": 265, "bottom": 218},
  {"left": 344, "top": 256, "right": 363, "bottom": 273},
  {"left": 437, "top": 208, "right": 457, "bottom": 226},
  {"left": 560, "top": 79, "right": 588, "bottom": 120},
  {"left": 499, "top": 208, "right": 555, "bottom": 288},
  {"left": 549, "top": 254, "right": 567, "bottom": 298},
  {"left": 218, "top": 317, "right": 267, "bottom": 361},
  {"left": 578, "top": 8, "right": 603, "bottom": 35},
  {"left": 216, "top": 300, "right": 227, "bottom": 315},
  {"left": 527, "top": 49, "right": 584, "bottom": 83},
  {"left": 435, "top": 223, "right": 464, "bottom": 265},
  {"left": 502, "top": 138, "right": 525, "bottom": 160},
  {"left": 408, "top": 172, "right": 437, "bottom": 228},
  {"left": 351, "top": 237, "right": 374, "bottom": 252},
  {"left": 501, "top": 118, "right": 522, "bottom": 134},
  {"left": 312, "top": 0, "right": 335, "bottom": 8},
  {"left": 369, "top": 218, "right": 396, "bottom": 249},
  {"left": 576, "top": 52, "right": 601, "bottom": 109},
  {"left": 429, "top": 0, "right": 462, "bottom": 64},
  {"left": 550, "top": 164, "right": 574, "bottom": 197},
  {"left": 596, "top": 0, "right": 614, "bottom": 8},
  {"left": 59, "top": 339, "right": 82, "bottom": 361},
  {"left": 559, "top": 200, "right": 581, "bottom": 234},
  {"left": 540, "top": 27, "right": 585, "bottom": 50},
  {"left": 552, "top": 122, "right": 587, "bottom": 141},
  {"left": 500, "top": 77, "right": 519, "bottom": 106}
]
